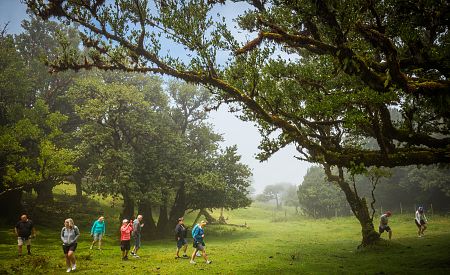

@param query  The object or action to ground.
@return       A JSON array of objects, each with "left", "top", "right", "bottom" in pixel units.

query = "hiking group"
[
  {"left": 14, "top": 214, "right": 212, "bottom": 272},
  {"left": 14, "top": 207, "right": 429, "bottom": 272}
]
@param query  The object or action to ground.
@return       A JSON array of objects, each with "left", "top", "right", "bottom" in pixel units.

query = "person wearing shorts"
[
  {"left": 90, "top": 216, "right": 106, "bottom": 250},
  {"left": 379, "top": 211, "right": 392, "bottom": 240},
  {"left": 415, "top": 206, "right": 428, "bottom": 237},
  {"left": 15, "top": 214, "right": 36, "bottom": 256},
  {"left": 174, "top": 217, "right": 188, "bottom": 259},
  {"left": 131, "top": 215, "right": 144, "bottom": 258},
  {"left": 61, "top": 218, "right": 80, "bottom": 273},
  {"left": 120, "top": 219, "right": 133, "bottom": 260},
  {"left": 190, "top": 220, "right": 211, "bottom": 264}
]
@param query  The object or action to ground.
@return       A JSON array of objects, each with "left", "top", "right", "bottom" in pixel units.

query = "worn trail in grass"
[{"left": 1, "top": 202, "right": 449, "bottom": 274}]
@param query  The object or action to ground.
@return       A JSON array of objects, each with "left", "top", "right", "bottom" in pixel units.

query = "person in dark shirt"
[
  {"left": 174, "top": 217, "right": 189, "bottom": 259},
  {"left": 15, "top": 214, "right": 36, "bottom": 256}
]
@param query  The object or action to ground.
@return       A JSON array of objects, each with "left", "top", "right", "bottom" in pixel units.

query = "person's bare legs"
[
  {"left": 18, "top": 244, "right": 23, "bottom": 256},
  {"left": 190, "top": 248, "right": 198, "bottom": 263},
  {"left": 202, "top": 249, "right": 209, "bottom": 261},
  {"left": 422, "top": 224, "right": 427, "bottom": 235},
  {"left": 68, "top": 250, "right": 76, "bottom": 269},
  {"left": 65, "top": 253, "right": 71, "bottom": 268}
]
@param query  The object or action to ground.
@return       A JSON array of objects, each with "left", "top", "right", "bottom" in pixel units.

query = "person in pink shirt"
[{"left": 120, "top": 219, "right": 133, "bottom": 260}]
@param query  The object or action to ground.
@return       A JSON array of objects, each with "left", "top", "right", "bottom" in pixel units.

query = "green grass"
[{"left": 1, "top": 199, "right": 450, "bottom": 274}]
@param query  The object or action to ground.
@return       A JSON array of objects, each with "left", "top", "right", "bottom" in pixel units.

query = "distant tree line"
[
  {"left": 298, "top": 166, "right": 450, "bottom": 218},
  {"left": 0, "top": 15, "right": 252, "bottom": 238}
]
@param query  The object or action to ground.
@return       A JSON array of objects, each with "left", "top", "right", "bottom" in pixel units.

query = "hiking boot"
[
  {"left": 190, "top": 260, "right": 196, "bottom": 264},
  {"left": 182, "top": 254, "right": 189, "bottom": 258},
  {"left": 71, "top": 264, "right": 76, "bottom": 271},
  {"left": 133, "top": 254, "right": 140, "bottom": 258},
  {"left": 66, "top": 267, "right": 72, "bottom": 273}
]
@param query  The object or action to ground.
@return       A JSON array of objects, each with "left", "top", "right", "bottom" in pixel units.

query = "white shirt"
[{"left": 415, "top": 211, "right": 427, "bottom": 224}]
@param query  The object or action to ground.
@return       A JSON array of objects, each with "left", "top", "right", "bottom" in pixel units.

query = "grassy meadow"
[{"left": 1, "top": 186, "right": 450, "bottom": 274}]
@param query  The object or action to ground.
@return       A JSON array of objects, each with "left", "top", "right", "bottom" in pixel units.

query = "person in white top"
[
  {"left": 415, "top": 206, "right": 427, "bottom": 237},
  {"left": 379, "top": 211, "right": 392, "bottom": 240}
]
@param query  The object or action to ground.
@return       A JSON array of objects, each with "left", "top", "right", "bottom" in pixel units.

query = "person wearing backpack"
[
  {"left": 61, "top": 218, "right": 80, "bottom": 273},
  {"left": 190, "top": 220, "right": 211, "bottom": 264},
  {"left": 174, "top": 217, "right": 189, "bottom": 259}
]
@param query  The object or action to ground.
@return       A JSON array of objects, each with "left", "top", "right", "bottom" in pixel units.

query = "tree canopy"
[{"left": 25, "top": 0, "right": 449, "bottom": 246}]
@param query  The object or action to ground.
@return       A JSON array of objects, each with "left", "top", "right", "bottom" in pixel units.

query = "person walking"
[
  {"left": 90, "top": 216, "right": 106, "bottom": 250},
  {"left": 174, "top": 217, "right": 189, "bottom": 259},
  {"left": 61, "top": 218, "right": 80, "bottom": 273},
  {"left": 415, "top": 206, "right": 428, "bottom": 237},
  {"left": 379, "top": 211, "right": 392, "bottom": 240},
  {"left": 131, "top": 215, "right": 144, "bottom": 258},
  {"left": 120, "top": 219, "right": 133, "bottom": 260},
  {"left": 15, "top": 214, "right": 36, "bottom": 256},
  {"left": 190, "top": 220, "right": 211, "bottom": 264}
]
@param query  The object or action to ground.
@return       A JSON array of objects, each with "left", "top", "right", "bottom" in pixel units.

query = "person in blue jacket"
[
  {"left": 190, "top": 220, "right": 211, "bottom": 264},
  {"left": 90, "top": 216, "right": 106, "bottom": 250}
]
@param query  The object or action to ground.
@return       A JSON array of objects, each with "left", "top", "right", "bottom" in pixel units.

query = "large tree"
[
  {"left": 0, "top": 32, "right": 78, "bottom": 220},
  {"left": 26, "top": 0, "right": 450, "bottom": 246}
]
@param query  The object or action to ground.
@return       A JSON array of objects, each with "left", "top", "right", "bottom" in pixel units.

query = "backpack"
[{"left": 191, "top": 224, "right": 199, "bottom": 238}]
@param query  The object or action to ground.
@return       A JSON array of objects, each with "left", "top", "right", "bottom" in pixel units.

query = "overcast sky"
[{"left": 0, "top": 0, "right": 311, "bottom": 193}]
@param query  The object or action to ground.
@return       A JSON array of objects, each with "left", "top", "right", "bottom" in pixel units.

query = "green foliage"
[
  {"left": 298, "top": 167, "right": 350, "bottom": 218},
  {"left": 0, "top": 33, "right": 77, "bottom": 196},
  {"left": 22, "top": 0, "right": 449, "bottom": 244},
  {"left": 299, "top": 165, "right": 450, "bottom": 216}
]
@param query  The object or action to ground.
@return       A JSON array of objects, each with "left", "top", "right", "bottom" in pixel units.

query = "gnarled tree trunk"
[
  {"left": 156, "top": 203, "right": 169, "bottom": 237},
  {"left": 34, "top": 181, "right": 55, "bottom": 204},
  {"left": 121, "top": 193, "right": 134, "bottom": 221},
  {"left": 138, "top": 201, "right": 157, "bottom": 240},
  {"left": 325, "top": 165, "right": 380, "bottom": 247},
  {"left": 73, "top": 172, "right": 83, "bottom": 201},
  {"left": 193, "top": 208, "right": 218, "bottom": 225},
  {"left": 168, "top": 184, "right": 186, "bottom": 225}
]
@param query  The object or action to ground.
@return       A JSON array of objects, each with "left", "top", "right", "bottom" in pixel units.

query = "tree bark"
[
  {"left": 0, "top": 189, "right": 25, "bottom": 222},
  {"left": 324, "top": 165, "right": 380, "bottom": 247},
  {"left": 200, "top": 209, "right": 218, "bottom": 224},
  {"left": 138, "top": 201, "right": 157, "bottom": 240},
  {"left": 121, "top": 193, "right": 134, "bottom": 221},
  {"left": 168, "top": 183, "right": 186, "bottom": 225},
  {"left": 73, "top": 172, "right": 83, "bottom": 201},
  {"left": 34, "top": 181, "right": 54, "bottom": 204},
  {"left": 156, "top": 203, "right": 169, "bottom": 237}
]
